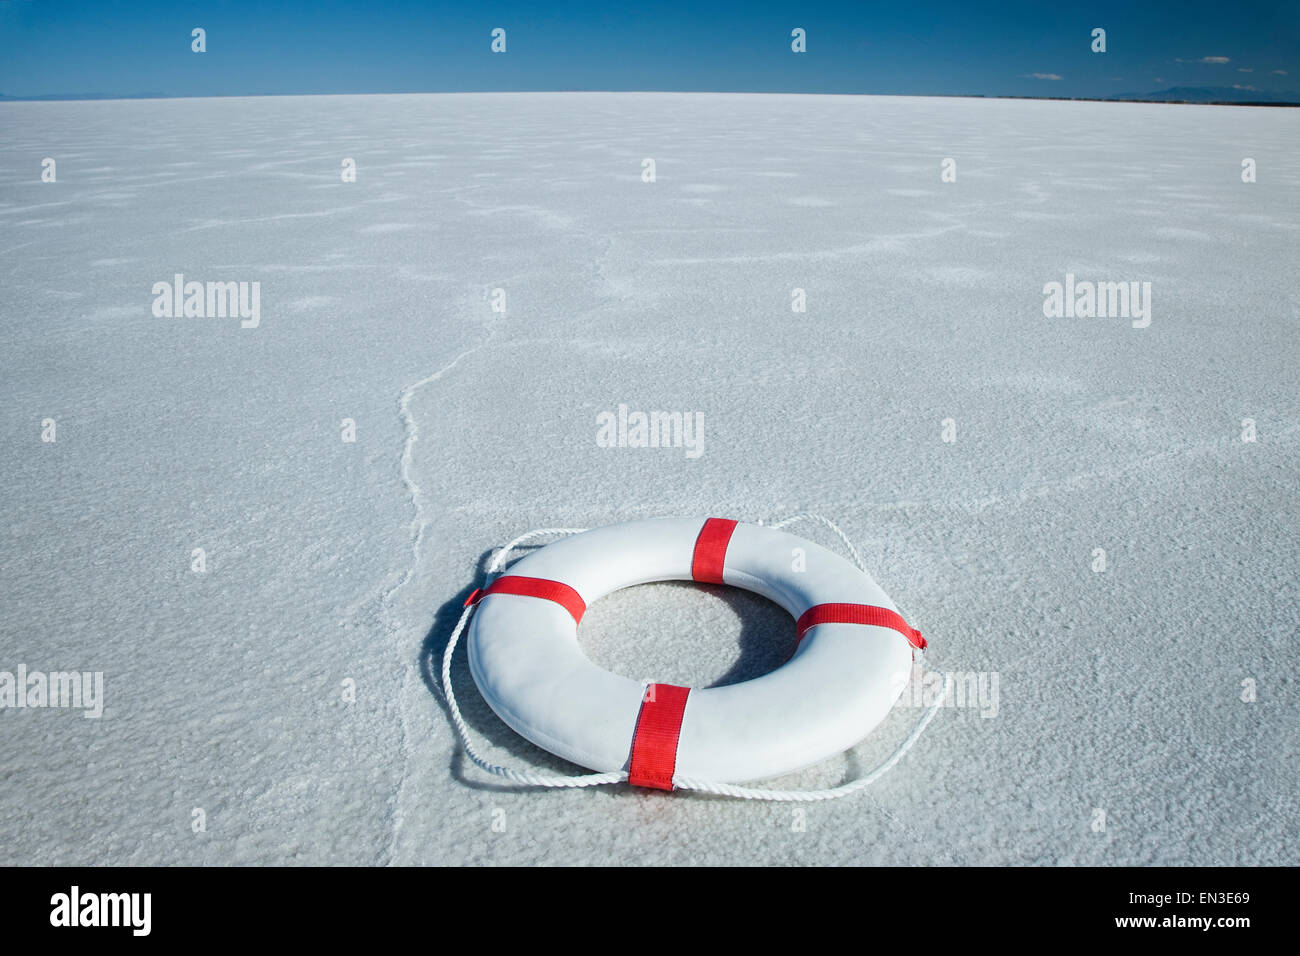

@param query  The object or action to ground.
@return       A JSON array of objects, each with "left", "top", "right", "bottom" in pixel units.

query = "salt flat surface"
[{"left": 1, "top": 92, "right": 1296, "bottom": 865}]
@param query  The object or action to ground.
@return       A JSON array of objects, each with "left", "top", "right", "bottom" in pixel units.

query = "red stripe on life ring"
[
  {"left": 691, "top": 518, "right": 738, "bottom": 584},
  {"left": 627, "top": 683, "right": 691, "bottom": 790},
  {"left": 795, "top": 603, "right": 927, "bottom": 650},
  {"left": 474, "top": 575, "right": 588, "bottom": 624}
]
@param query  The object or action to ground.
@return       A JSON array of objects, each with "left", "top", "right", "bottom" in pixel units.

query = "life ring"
[{"left": 463, "top": 517, "right": 927, "bottom": 790}]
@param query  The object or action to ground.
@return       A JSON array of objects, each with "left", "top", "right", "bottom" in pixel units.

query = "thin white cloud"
[
  {"left": 1232, "top": 84, "right": 1257, "bottom": 91},
  {"left": 1025, "top": 73, "right": 1062, "bottom": 81},
  {"left": 1176, "top": 56, "right": 1230, "bottom": 64},
  {"left": 1272, "top": 69, "right": 1288, "bottom": 75},
  {"left": 1237, "top": 68, "right": 1254, "bottom": 73}
]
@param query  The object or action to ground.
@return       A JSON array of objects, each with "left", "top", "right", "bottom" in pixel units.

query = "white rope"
[
  {"left": 766, "top": 511, "right": 870, "bottom": 573},
  {"left": 437, "top": 514, "right": 950, "bottom": 799},
  {"left": 485, "top": 527, "right": 589, "bottom": 575}
]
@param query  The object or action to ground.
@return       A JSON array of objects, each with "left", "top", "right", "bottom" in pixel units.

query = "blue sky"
[{"left": 1, "top": 0, "right": 1296, "bottom": 99}]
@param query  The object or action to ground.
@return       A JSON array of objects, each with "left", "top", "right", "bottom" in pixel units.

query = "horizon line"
[{"left": 2, "top": 89, "right": 1298, "bottom": 108}]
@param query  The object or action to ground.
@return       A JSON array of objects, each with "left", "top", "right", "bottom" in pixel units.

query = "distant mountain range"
[{"left": 1107, "top": 86, "right": 1299, "bottom": 104}]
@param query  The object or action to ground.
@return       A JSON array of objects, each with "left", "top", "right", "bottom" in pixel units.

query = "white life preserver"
[{"left": 463, "top": 517, "right": 926, "bottom": 790}]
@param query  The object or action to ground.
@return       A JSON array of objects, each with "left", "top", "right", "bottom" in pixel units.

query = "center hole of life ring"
[{"left": 577, "top": 580, "right": 793, "bottom": 689}]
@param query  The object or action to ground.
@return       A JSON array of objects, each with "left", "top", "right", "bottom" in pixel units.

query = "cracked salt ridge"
[{"left": 376, "top": 322, "right": 501, "bottom": 862}]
